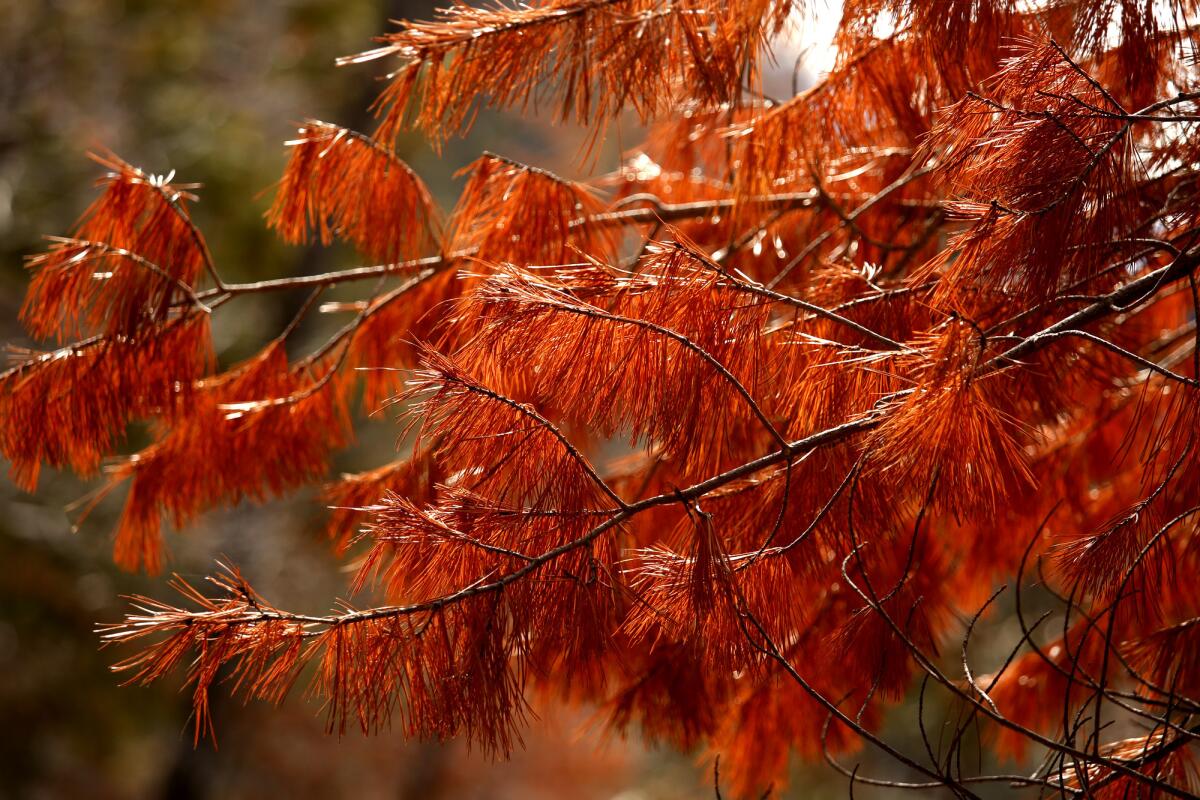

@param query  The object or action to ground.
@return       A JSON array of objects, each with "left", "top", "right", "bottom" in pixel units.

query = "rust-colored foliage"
[
  {"left": 447, "top": 154, "right": 616, "bottom": 266},
  {"left": 347, "top": 0, "right": 794, "bottom": 146},
  {"left": 266, "top": 120, "right": 440, "bottom": 262},
  {"left": 8, "top": 1, "right": 1200, "bottom": 796},
  {"left": 322, "top": 456, "right": 445, "bottom": 554},
  {"left": 0, "top": 314, "right": 212, "bottom": 490},
  {"left": 98, "top": 342, "right": 352, "bottom": 573},
  {"left": 22, "top": 154, "right": 210, "bottom": 341}
]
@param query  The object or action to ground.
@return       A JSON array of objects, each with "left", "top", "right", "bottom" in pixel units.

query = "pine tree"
[{"left": 5, "top": 1, "right": 1200, "bottom": 795}]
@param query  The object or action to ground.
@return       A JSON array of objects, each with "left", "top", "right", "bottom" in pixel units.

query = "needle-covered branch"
[{"left": 9, "top": 2, "right": 1200, "bottom": 796}]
